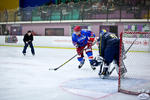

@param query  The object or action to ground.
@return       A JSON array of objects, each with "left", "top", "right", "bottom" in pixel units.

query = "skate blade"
[
  {"left": 78, "top": 64, "right": 84, "bottom": 69},
  {"left": 92, "top": 67, "right": 96, "bottom": 70},
  {"left": 121, "top": 73, "right": 126, "bottom": 78},
  {"left": 91, "top": 66, "right": 96, "bottom": 70},
  {"left": 99, "top": 75, "right": 109, "bottom": 79},
  {"left": 78, "top": 66, "right": 83, "bottom": 69}
]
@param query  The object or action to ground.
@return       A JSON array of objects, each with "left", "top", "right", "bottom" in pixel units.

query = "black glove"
[
  {"left": 90, "top": 59, "right": 99, "bottom": 66},
  {"left": 28, "top": 41, "right": 32, "bottom": 44}
]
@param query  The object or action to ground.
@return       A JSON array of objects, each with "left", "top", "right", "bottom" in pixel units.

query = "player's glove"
[
  {"left": 75, "top": 44, "right": 79, "bottom": 48},
  {"left": 25, "top": 41, "right": 29, "bottom": 44}
]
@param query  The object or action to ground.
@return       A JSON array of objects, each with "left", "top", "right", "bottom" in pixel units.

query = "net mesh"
[{"left": 118, "top": 32, "right": 150, "bottom": 95}]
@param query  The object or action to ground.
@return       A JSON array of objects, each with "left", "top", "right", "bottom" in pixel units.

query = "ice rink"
[{"left": 0, "top": 46, "right": 149, "bottom": 100}]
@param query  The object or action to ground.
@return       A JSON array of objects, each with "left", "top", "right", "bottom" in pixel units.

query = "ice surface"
[{"left": 0, "top": 46, "right": 148, "bottom": 100}]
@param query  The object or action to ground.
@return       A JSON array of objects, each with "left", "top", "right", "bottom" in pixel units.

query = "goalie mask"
[{"left": 100, "top": 29, "right": 107, "bottom": 35}]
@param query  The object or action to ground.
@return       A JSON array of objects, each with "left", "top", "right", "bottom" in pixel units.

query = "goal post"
[{"left": 118, "top": 31, "right": 150, "bottom": 95}]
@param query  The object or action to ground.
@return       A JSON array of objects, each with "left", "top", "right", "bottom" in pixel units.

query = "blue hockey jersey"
[{"left": 72, "top": 30, "right": 95, "bottom": 47}]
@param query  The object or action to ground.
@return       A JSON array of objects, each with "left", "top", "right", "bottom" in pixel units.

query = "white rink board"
[
  {"left": 123, "top": 38, "right": 150, "bottom": 52},
  {"left": 0, "top": 36, "right": 150, "bottom": 51},
  {"left": 0, "top": 36, "right": 98, "bottom": 48}
]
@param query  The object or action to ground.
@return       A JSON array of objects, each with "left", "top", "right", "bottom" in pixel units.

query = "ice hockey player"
[
  {"left": 22, "top": 30, "right": 35, "bottom": 56},
  {"left": 96, "top": 29, "right": 127, "bottom": 78},
  {"left": 72, "top": 26, "right": 98, "bottom": 70}
]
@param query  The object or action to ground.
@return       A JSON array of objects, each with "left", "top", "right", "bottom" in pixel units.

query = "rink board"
[{"left": 0, "top": 36, "right": 150, "bottom": 52}]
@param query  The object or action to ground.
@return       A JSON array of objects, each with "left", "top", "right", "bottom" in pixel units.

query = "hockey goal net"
[{"left": 118, "top": 31, "right": 150, "bottom": 95}]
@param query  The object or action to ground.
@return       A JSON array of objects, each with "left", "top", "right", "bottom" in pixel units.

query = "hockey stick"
[
  {"left": 99, "top": 61, "right": 103, "bottom": 74},
  {"left": 124, "top": 37, "right": 138, "bottom": 54},
  {"left": 49, "top": 39, "right": 98, "bottom": 71},
  {"left": 49, "top": 54, "right": 78, "bottom": 71},
  {"left": 109, "top": 67, "right": 115, "bottom": 75}
]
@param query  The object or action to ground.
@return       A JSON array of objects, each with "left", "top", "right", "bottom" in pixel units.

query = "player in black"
[{"left": 22, "top": 30, "right": 35, "bottom": 56}]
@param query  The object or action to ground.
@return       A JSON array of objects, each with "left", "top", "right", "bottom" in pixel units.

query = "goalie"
[{"left": 96, "top": 29, "right": 127, "bottom": 78}]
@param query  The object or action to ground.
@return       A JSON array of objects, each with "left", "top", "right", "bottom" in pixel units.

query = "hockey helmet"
[
  {"left": 100, "top": 29, "right": 107, "bottom": 34},
  {"left": 27, "top": 30, "right": 32, "bottom": 33},
  {"left": 74, "top": 26, "right": 81, "bottom": 32}
]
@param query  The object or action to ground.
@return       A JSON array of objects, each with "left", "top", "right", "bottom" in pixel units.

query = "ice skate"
[
  {"left": 91, "top": 65, "right": 96, "bottom": 70},
  {"left": 99, "top": 67, "right": 109, "bottom": 79},
  {"left": 90, "top": 59, "right": 100, "bottom": 70},
  {"left": 78, "top": 59, "right": 85, "bottom": 69},
  {"left": 120, "top": 67, "right": 127, "bottom": 78},
  {"left": 23, "top": 53, "right": 26, "bottom": 56}
]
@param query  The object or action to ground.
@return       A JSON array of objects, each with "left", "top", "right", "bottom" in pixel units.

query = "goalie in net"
[{"left": 94, "top": 29, "right": 127, "bottom": 78}]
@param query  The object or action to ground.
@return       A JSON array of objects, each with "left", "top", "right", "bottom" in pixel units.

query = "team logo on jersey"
[
  {"left": 78, "top": 36, "right": 86, "bottom": 42},
  {"left": 110, "top": 34, "right": 117, "bottom": 38}
]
